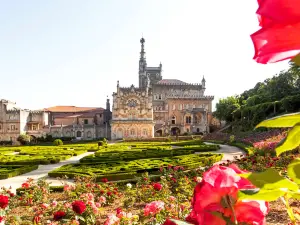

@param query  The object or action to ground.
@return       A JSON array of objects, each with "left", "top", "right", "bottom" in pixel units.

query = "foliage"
[
  {"left": 53, "top": 139, "right": 64, "bottom": 146},
  {"left": 214, "top": 96, "right": 240, "bottom": 122},
  {"left": 214, "top": 63, "right": 300, "bottom": 130},
  {"left": 17, "top": 134, "right": 32, "bottom": 145}
]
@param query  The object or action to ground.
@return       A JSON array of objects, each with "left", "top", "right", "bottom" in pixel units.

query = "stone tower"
[{"left": 138, "top": 38, "right": 162, "bottom": 88}]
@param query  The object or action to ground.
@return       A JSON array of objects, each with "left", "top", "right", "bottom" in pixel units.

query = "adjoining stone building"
[
  {"left": 111, "top": 38, "right": 214, "bottom": 140},
  {"left": 0, "top": 98, "right": 111, "bottom": 141},
  {"left": 45, "top": 98, "right": 111, "bottom": 140},
  {"left": 0, "top": 99, "right": 49, "bottom": 142}
]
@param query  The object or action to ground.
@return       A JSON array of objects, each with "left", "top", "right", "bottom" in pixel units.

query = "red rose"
[
  {"left": 116, "top": 207, "right": 122, "bottom": 215},
  {"left": 22, "top": 182, "right": 30, "bottom": 188},
  {"left": 162, "top": 219, "right": 177, "bottom": 225},
  {"left": 33, "top": 216, "right": 41, "bottom": 223},
  {"left": 9, "top": 193, "right": 15, "bottom": 197},
  {"left": 153, "top": 183, "right": 163, "bottom": 191},
  {"left": 0, "top": 216, "right": 4, "bottom": 223},
  {"left": 101, "top": 178, "right": 108, "bottom": 183},
  {"left": 251, "top": 0, "right": 300, "bottom": 63},
  {"left": 53, "top": 211, "right": 66, "bottom": 221},
  {"left": 107, "top": 191, "right": 112, "bottom": 196},
  {"left": 0, "top": 195, "right": 9, "bottom": 209},
  {"left": 72, "top": 200, "right": 86, "bottom": 214}
]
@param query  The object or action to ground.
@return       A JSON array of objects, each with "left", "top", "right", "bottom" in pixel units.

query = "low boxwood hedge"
[
  {"left": 0, "top": 165, "right": 38, "bottom": 179},
  {"left": 49, "top": 153, "right": 223, "bottom": 181}
]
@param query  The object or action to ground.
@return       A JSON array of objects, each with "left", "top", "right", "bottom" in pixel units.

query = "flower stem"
[
  {"left": 280, "top": 195, "right": 296, "bottom": 225},
  {"left": 227, "top": 196, "right": 238, "bottom": 225}
]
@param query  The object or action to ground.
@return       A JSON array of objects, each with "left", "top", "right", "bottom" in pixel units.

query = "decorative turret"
[
  {"left": 202, "top": 76, "right": 206, "bottom": 88},
  {"left": 106, "top": 96, "right": 110, "bottom": 111},
  {"left": 139, "top": 37, "right": 147, "bottom": 88}
]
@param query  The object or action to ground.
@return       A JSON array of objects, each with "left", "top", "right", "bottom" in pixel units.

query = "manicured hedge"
[
  {"left": 49, "top": 153, "right": 223, "bottom": 181},
  {"left": 80, "top": 149, "right": 195, "bottom": 163},
  {"left": 0, "top": 165, "right": 38, "bottom": 179},
  {"left": 176, "top": 144, "right": 220, "bottom": 152}
]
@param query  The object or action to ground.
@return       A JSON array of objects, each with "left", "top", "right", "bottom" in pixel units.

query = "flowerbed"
[{"left": 0, "top": 164, "right": 297, "bottom": 225}]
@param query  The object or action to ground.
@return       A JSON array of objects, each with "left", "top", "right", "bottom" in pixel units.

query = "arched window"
[
  {"left": 171, "top": 116, "right": 176, "bottom": 125},
  {"left": 186, "top": 116, "right": 191, "bottom": 124},
  {"left": 76, "top": 131, "right": 82, "bottom": 137}
]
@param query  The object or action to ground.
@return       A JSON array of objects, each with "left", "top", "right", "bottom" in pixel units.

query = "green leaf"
[
  {"left": 167, "top": 219, "right": 193, "bottom": 224},
  {"left": 255, "top": 113, "right": 300, "bottom": 128},
  {"left": 240, "top": 168, "right": 299, "bottom": 191},
  {"left": 287, "top": 158, "right": 300, "bottom": 185},
  {"left": 238, "top": 188, "right": 285, "bottom": 201},
  {"left": 276, "top": 123, "right": 300, "bottom": 156}
]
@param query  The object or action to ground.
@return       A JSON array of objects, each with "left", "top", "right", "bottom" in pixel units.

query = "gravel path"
[
  {"left": 0, "top": 152, "right": 94, "bottom": 193},
  {"left": 201, "top": 142, "right": 246, "bottom": 164}
]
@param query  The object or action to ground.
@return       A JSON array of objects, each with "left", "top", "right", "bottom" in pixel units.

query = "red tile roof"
[
  {"left": 44, "top": 106, "right": 104, "bottom": 113},
  {"left": 157, "top": 79, "right": 187, "bottom": 85}
]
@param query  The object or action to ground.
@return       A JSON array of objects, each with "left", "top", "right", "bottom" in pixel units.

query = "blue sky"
[{"left": 0, "top": 0, "right": 289, "bottom": 110}]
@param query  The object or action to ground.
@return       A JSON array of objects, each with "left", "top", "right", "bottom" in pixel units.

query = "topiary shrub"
[{"left": 53, "top": 139, "right": 63, "bottom": 146}]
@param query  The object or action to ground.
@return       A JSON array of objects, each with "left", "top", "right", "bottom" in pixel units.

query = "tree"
[{"left": 214, "top": 96, "right": 240, "bottom": 123}]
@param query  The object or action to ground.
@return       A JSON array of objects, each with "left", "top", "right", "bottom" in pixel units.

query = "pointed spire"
[
  {"left": 202, "top": 75, "right": 206, "bottom": 82},
  {"left": 140, "top": 37, "right": 146, "bottom": 60}
]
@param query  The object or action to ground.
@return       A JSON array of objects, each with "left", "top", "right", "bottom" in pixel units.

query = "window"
[
  {"left": 143, "top": 129, "right": 148, "bottom": 136},
  {"left": 87, "top": 131, "right": 92, "bottom": 138},
  {"left": 186, "top": 116, "right": 191, "bottom": 124},
  {"left": 194, "top": 116, "right": 198, "bottom": 124},
  {"left": 84, "top": 119, "right": 88, "bottom": 125},
  {"left": 0, "top": 125, "right": 2, "bottom": 130},
  {"left": 100, "top": 114, "right": 102, "bottom": 118},
  {"left": 171, "top": 116, "right": 176, "bottom": 125},
  {"left": 32, "top": 125, "right": 37, "bottom": 131},
  {"left": 130, "top": 129, "right": 135, "bottom": 135},
  {"left": 158, "top": 94, "right": 162, "bottom": 100},
  {"left": 10, "top": 125, "right": 16, "bottom": 131},
  {"left": 197, "top": 128, "right": 200, "bottom": 132},
  {"left": 172, "top": 105, "right": 176, "bottom": 110},
  {"left": 179, "top": 104, "right": 182, "bottom": 110}
]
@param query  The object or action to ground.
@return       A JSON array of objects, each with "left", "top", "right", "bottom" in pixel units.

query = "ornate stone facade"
[
  {"left": 111, "top": 38, "right": 214, "bottom": 140},
  {"left": 111, "top": 82, "right": 154, "bottom": 140}
]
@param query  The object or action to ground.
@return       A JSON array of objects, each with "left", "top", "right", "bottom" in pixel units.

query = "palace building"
[{"left": 111, "top": 38, "right": 214, "bottom": 140}]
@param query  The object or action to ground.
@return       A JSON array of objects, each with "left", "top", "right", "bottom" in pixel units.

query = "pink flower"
[
  {"left": 104, "top": 214, "right": 120, "bottom": 225},
  {"left": 144, "top": 201, "right": 165, "bottom": 216},
  {"left": 186, "top": 165, "right": 268, "bottom": 225},
  {"left": 51, "top": 201, "right": 58, "bottom": 207},
  {"left": 95, "top": 202, "right": 101, "bottom": 207},
  {"left": 64, "top": 202, "right": 72, "bottom": 208},
  {"left": 99, "top": 196, "right": 106, "bottom": 204},
  {"left": 169, "top": 196, "right": 176, "bottom": 202}
]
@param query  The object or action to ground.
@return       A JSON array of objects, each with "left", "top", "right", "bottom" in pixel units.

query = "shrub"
[
  {"left": 17, "top": 134, "right": 32, "bottom": 145},
  {"left": 53, "top": 139, "right": 63, "bottom": 146}
]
